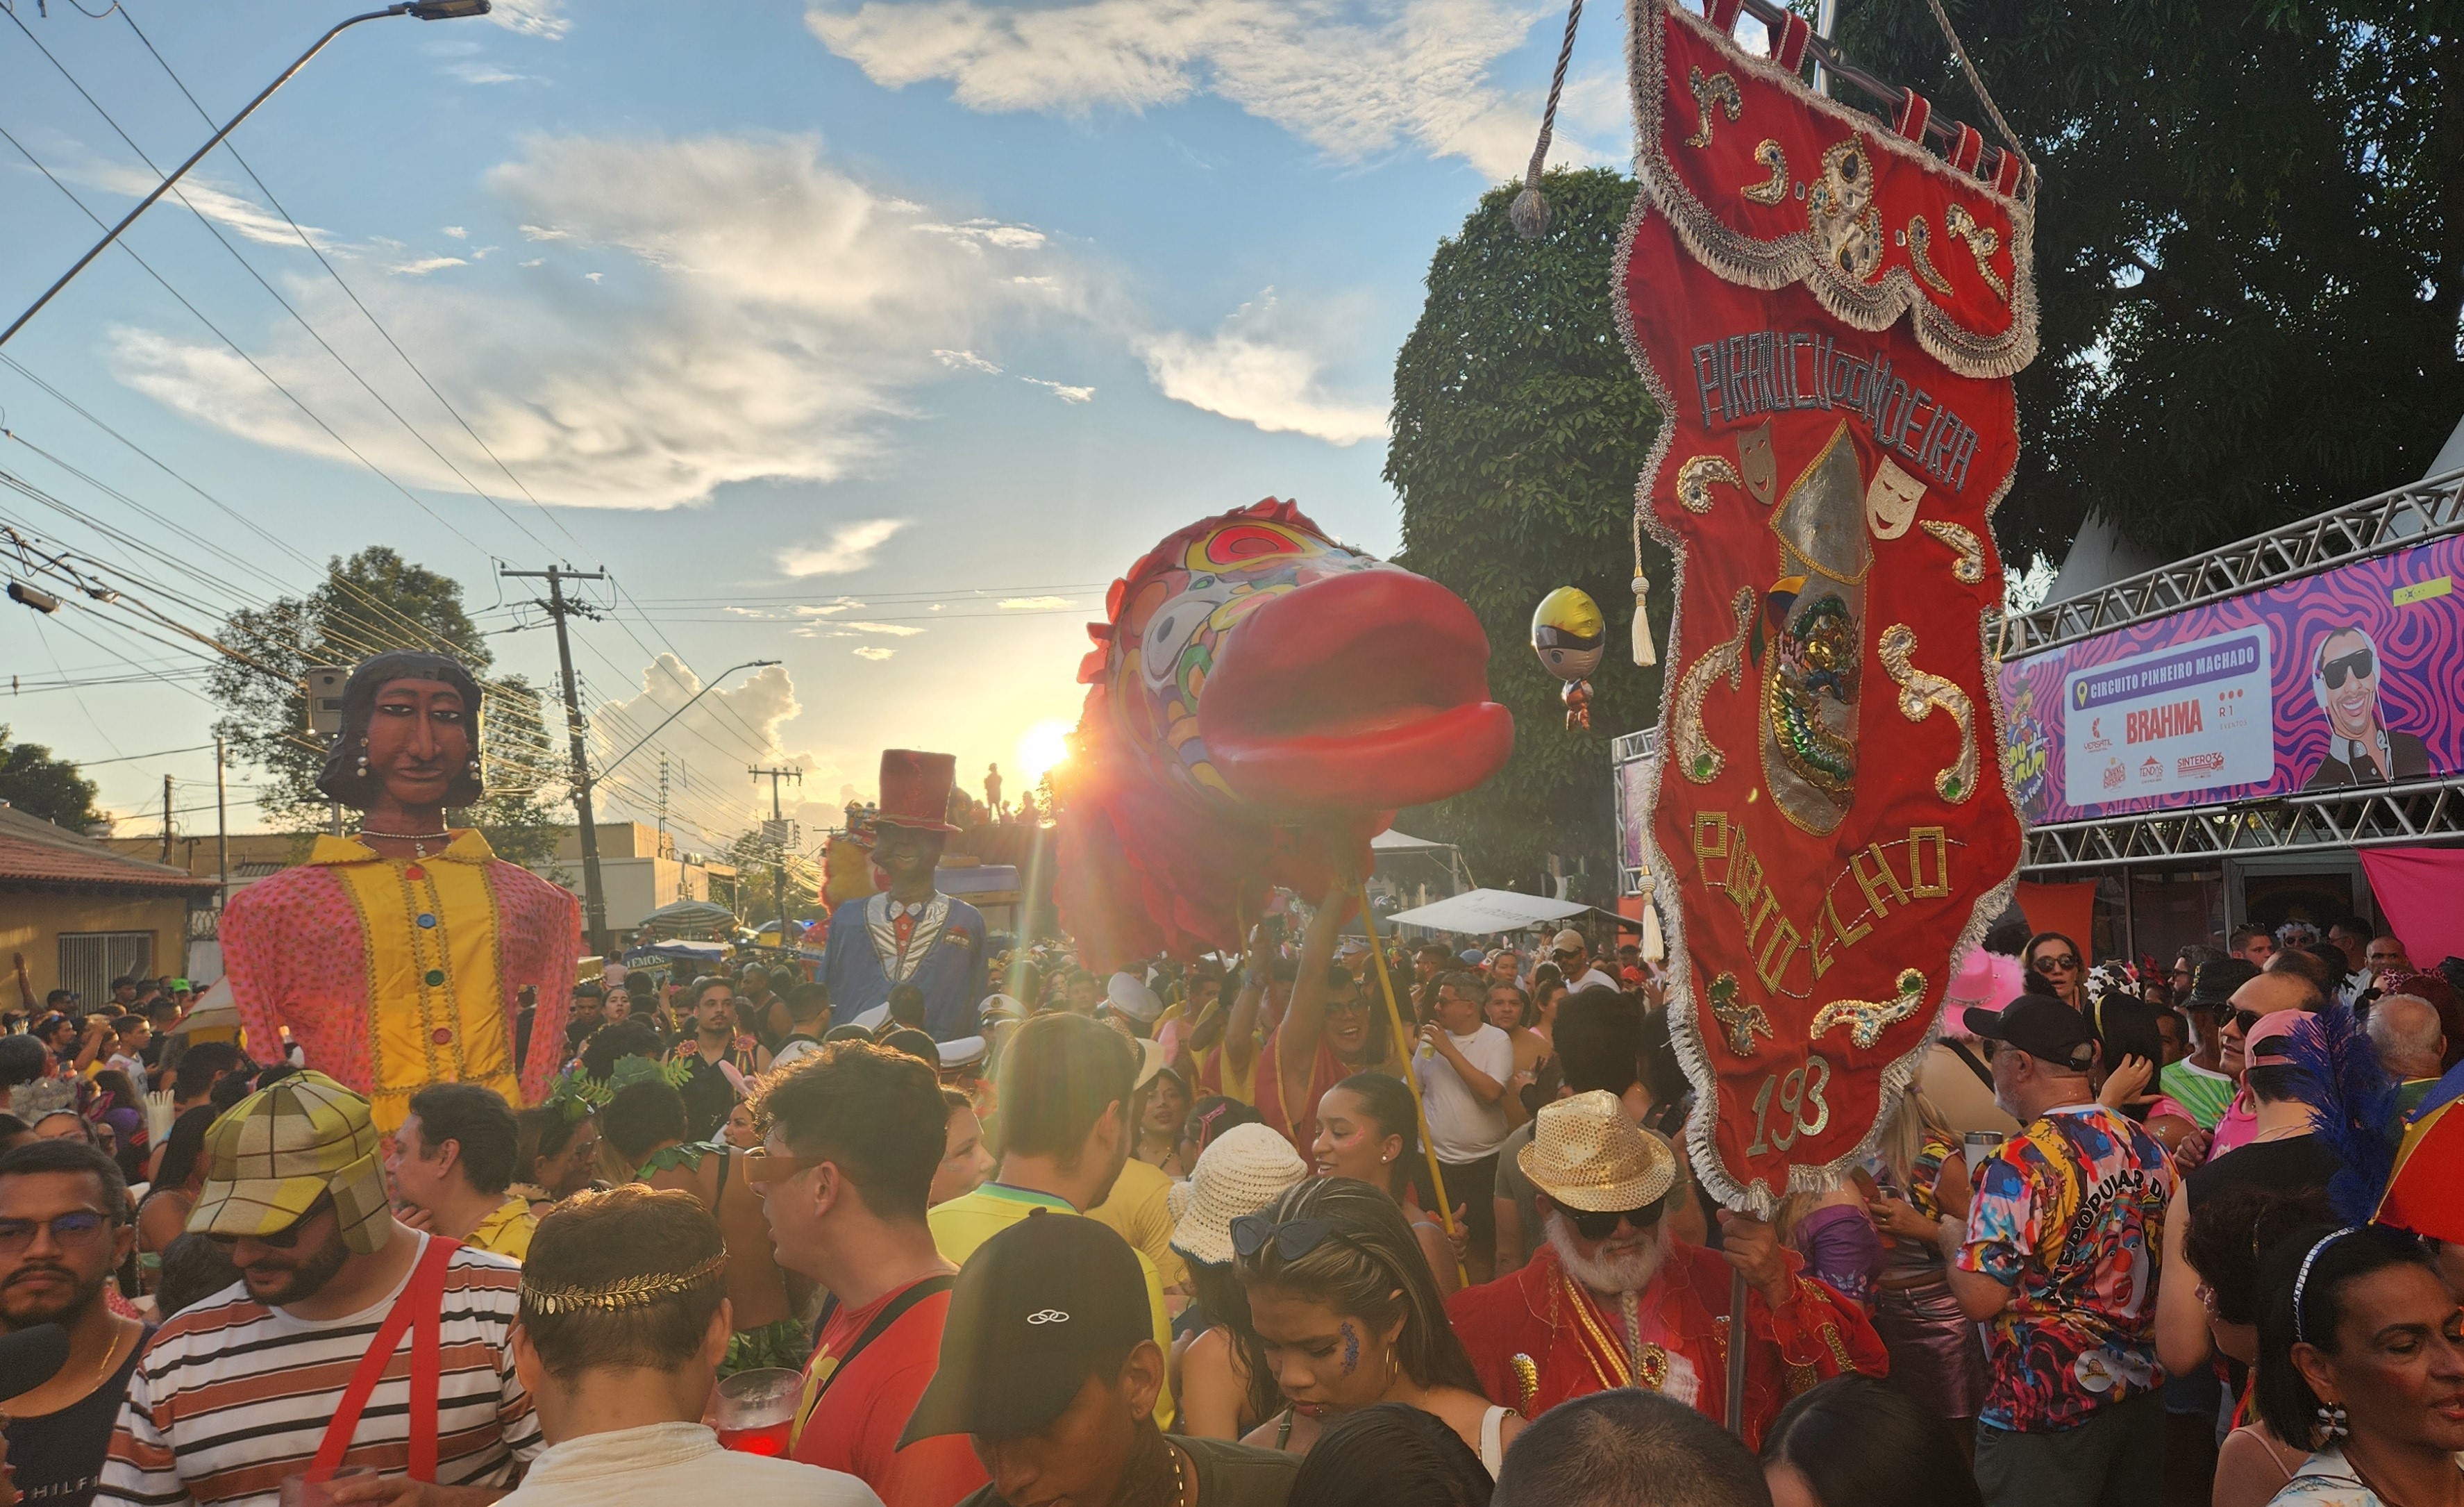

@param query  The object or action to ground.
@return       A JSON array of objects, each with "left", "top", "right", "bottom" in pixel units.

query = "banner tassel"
[{"left": 1631, "top": 572, "right": 1658, "bottom": 667}]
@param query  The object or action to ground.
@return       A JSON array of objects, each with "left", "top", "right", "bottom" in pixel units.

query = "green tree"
[
  {"left": 1832, "top": 0, "right": 2464, "bottom": 563},
  {"left": 204, "top": 547, "right": 566, "bottom": 868},
  {"left": 0, "top": 726, "right": 101, "bottom": 831},
  {"left": 1387, "top": 168, "right": 1668, "bottom": 894}
]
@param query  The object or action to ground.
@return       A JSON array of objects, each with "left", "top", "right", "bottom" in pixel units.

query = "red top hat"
[{"left": 878, "top": 749, "right": 962, "bottom": 833}]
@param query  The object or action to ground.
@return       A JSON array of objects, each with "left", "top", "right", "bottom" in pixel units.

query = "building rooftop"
[{"left": 0, "top": 804, "right": 221, "bottom": 896}]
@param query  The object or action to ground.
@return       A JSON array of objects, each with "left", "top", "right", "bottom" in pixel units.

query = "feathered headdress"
[{"left": 2277, "top": 1004, "right": 2400, "bottom": 1225}]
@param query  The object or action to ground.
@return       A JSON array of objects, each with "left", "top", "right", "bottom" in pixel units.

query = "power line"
[
  {"left": 114, "top": 1, "right": 580, "bottom": 553},
  {"left": 0, "top": 119, "right": 500, "bottom": 558}
]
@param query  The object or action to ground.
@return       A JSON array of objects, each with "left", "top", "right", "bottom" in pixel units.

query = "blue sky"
[{"left": 0, "top": 0, "right": 1633, "bottom": 858}]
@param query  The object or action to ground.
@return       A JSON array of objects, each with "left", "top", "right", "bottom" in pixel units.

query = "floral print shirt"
[{"left": 1956, "top": 1103, "right": 2174, "bottom": 1432}]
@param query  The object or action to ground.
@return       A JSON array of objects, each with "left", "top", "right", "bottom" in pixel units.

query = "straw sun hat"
[
  {"left": 1517, "top": 1090, "right": 1678, "bottom": 1213},
  {"left": 1168, "top": 1122, "right": 1309, "bottom": 1267}
]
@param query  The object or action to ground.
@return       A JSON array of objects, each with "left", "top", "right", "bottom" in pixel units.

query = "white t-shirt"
[
  {"left": 1568, "top": 966, "right": 1619, "bottom": 994},
  {"left": 1416, "top": 1023, "right": 1516, "bottom": 1163},
  {"left": 498, "top": 1422, "right": 882, "bottom": 1507}
]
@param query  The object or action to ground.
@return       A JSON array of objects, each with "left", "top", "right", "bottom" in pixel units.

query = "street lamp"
[
  {"left": 598, "top": 660, "right": 783, "bottom": 780},
  {"left": 0, "top": 1, "right": 492, "bottom": 351}
]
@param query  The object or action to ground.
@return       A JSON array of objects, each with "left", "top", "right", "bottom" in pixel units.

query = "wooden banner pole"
[{"left": 1358, "top": 892, "right": 1468, "bottom": 1288}]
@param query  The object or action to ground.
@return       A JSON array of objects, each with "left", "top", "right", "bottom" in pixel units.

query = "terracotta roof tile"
[{"left": 0, "top": 805, "right": 219, "bottom": 893}]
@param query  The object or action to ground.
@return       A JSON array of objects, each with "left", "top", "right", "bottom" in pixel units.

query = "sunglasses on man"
[
  {"left": 1560, "top": 1200, "right": 1666, "bottom": 1242},
  {"left": 204, "top": 1192, "right": 333, "bottom": 1251},
  {"left": 2318, "top": 647, "right": 2374, "bottom": 689}
]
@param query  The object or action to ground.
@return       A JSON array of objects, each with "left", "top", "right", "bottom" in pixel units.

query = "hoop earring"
[{"left": 2317, "top": 1403, "right": 2348, "bottom": 1442}]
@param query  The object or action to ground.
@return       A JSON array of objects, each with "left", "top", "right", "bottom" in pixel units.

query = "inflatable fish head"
[
  {"left": 1080, "top": 498, "right": 1513, "bottom": 815},
  {"left": 1059, "top": 499, "right": 1514, "bottom": 965}
]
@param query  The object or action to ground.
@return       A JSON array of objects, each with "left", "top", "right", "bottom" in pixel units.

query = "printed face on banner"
[{"left": 1620, "top": 0, "right": 2029, "bottom": 1212}]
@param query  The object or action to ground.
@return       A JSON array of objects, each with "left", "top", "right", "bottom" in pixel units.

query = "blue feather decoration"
[{"left": 2276, "top": 1004, "right": 2399, "bottom": 1226}]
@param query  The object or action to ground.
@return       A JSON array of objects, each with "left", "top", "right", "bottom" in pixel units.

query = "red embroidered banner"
[{"left": 1618, "top": 0, "right": 2031, "bottom": 1213}]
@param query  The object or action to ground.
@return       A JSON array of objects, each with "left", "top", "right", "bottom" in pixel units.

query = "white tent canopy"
[
  {"left": 1370, "top": 828, "right": 1455, "bottom": 852},
  {"left": 1384, "top": 888, "right": 1589, "bottom": 935}
]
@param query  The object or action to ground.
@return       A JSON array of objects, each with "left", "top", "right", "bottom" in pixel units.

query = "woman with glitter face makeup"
[
  {"left": 1312, "top": 1073, "right": 1465, "bottom": 1296},
  {"left": 1234, "top": 1177, "right": 1518, "bottom": 1473}
]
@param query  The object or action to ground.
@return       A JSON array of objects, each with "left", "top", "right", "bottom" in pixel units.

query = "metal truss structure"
[
  {"left": 2020, "top": 774, "right": 2464, "bottom": 873},
  {"left": 1997, "top": 467, "right": 2464, "bottom": 658},
  {"left": 1611, "top": 728, "right": 1661, "bottom": 897}
]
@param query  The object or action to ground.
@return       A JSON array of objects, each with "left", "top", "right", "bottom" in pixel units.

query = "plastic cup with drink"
[{"left": 714, "top": 1367, "right": 802, "bottom": 1456}]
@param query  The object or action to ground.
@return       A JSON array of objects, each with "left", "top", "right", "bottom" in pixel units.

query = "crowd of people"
[{"left": 2, "top": 901, "right": 2460, "bottom": 1507}]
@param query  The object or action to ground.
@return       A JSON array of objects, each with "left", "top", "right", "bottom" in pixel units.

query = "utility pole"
[
  {"left": 503, "top": 565, "right": 611, "bottom": 958},
  {"left": 160, "top": 774, "right": 173, "bottom": 864},
  {"left": 657, "top": 752, "right": 670, "bottom": 840},
  {"left": 215, "top": 737, "right": 228, "bottom": 911},
  {"left": 749, "top": 765, "right": 801, "bottom": 944}
]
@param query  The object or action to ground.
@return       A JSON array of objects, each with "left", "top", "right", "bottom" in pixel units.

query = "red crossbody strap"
[{"left": 309, "top": 1238, "right": 462, "bottom": 1481}]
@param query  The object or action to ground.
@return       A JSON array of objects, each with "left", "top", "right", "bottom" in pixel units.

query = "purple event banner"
[{"left": 1998, "top": 533, "right": 2464, "bottom": 826}]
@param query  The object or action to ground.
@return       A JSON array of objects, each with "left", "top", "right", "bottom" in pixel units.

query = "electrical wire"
[{"left": 114, "top": 0, "right": 582, "bottom": 552}]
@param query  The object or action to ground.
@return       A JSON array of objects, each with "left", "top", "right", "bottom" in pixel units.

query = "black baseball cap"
[
  {"left": 2184, "top": 958, "right": 2260, "bottom": 1010},
  {"left": 899, "top": 1210, "right": 1155, "bottom": 1448},
  {"left": 1963, "top": 995, "right": 2098, "bottom": 1072}
]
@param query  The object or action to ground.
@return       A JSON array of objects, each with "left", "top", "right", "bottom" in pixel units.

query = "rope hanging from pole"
[
  {"left": 1511, "top": 0, "right": 1586, "bottom": 240},
  {"left": 1359, "top": 890, "right": 1469, "bottom": 1288}
]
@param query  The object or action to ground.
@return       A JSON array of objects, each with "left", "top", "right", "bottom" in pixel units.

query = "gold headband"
[{"left": 519, "top": 1251, "right": 728, "bottom": 1315}]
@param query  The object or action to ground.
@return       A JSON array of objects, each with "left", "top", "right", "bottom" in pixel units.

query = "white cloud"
[
  {"left": 998, "top": 596, "right": 1075, "bottom": 609},
  {"left": 1020, "top": 376, "right": 1094, "bottom": 403},
  {"left": 489, "top": 0, "right": 571, "bottom": 39},
  {"left": 519, "top": 258, "right": 545, "bottom": 267},
  {"left": 803, "top": 0, "right": 1591, "bottom": 178},
  {"left": 77, "top": 160, "right": 333, "bottom": 251},
  {"left": 390, "top": 256, "right": 468, "bottom": 276},
  {"left": 1141, "top": 291, "right": 1386, "bottom": 444},
  {"left": 934, "top": 348, "right": 1003, "bottom": 374},
  {"left": 108, "top": 134, "right": 1082, "bottom": 509},
  {"left": 842, "top": 620, "right": 927, "bottom": 636},
  {"left": 587, "top": 656, "right": 850, "bottom": 841},
  {"left": 442, "top": 226, "right": 469, "bottom": 240},
  {"left": 780, "top": 519, "right": 907, "bottom": 576},
  {"left": 852, "top": 646, "right": 897, "bottom": 660},
  {"left": 583, "top": 271, "right": 605, "bottom": 283},
  {"left": 447, "top": 62, "right": 532, "bottom": 85}
]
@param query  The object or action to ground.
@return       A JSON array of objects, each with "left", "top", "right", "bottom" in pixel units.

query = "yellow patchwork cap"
[{"left": 187, "top": 1071, "right": 392, "bottom": 1253}]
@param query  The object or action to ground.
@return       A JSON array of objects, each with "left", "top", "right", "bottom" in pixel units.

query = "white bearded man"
[{"left": 1445, "top": 1092, "right": 1886, "bottom": 1449}]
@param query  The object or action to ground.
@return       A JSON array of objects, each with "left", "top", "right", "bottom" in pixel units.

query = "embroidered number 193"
[{"left": 1745, "top": 1056, "right": 1833, "bottom": 1156}]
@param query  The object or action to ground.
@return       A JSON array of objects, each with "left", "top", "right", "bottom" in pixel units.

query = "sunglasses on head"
[
  {"left": 2032, "top": 954, "right": 2080, "bottom": 973},
  {"left": 2318, "top": 647, "right": 2374, "bottom": 689},
  {"left": 1231, "top": 1215, "right": 1350, "bottom": 1263},
  {"left": 207, "top": 1192, "right": 333, "bottom": 1251},
  {"left": 1564, "top": 1200, "right": 1665, "bottom": 1242}
]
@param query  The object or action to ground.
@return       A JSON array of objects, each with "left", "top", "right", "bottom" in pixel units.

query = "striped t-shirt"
[
  {"left": 2158, "top": 1058, "right": 2235, "bottom": 1131},
  {"left": 101, "top": 1236, "right": 542, "bottom": 1507}
]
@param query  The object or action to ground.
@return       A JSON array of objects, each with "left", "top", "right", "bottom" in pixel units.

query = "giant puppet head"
[
  {"left": 1056, "top": 499, "right": 1514, "bottom": 967},
  {"left": 315, "top": 651, "right": 486, "bottom": 811}
]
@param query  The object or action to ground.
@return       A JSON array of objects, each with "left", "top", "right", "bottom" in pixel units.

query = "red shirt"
[{"left": 789, "top": 1277, "right": 987, "bottom": 1507}]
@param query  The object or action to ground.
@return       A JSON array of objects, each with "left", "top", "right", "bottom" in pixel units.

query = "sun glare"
[{"left": 1016, "top": 719, "right": 1074, "bottom": 783}]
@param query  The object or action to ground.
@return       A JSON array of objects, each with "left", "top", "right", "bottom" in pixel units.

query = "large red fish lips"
[{"left": 1197, "top": 567, "right": 1514, "bottom": 812}]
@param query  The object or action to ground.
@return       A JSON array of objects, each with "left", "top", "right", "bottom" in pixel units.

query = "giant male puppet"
[
  {"left": 220, "top": 652, "right": 578, "bottom": 1132},
  {"left": 823, "top": 749, "right": 987, "bottom": 1039}
]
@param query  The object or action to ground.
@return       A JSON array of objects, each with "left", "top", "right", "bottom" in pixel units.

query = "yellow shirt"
[
  {"left": 467, "top": 1193, "right": 536, "bottom": 1262},
  {"left": 928, "top": 1183, "right": 1176, "bottom": 1429},
  {"left": 1088, "top": 1156, "right": 1189, "bottom": 1291},
  {"left": 321, "top": 831, "right": 521, "bottom": 1134}
]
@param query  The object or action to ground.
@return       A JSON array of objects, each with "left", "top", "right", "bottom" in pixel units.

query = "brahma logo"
[
  {"left": 2138, "top": 758, "right": 2163, "bottom": 782},
  {"left": 2126, "top": 699, "right": 2204, "bottom": 744},
  {"left": 2177, "top": 751, "right": 2227, "bottom": 777},
  {"left": 2102, "top": 758, "right": 2125, "bottom": 790}
]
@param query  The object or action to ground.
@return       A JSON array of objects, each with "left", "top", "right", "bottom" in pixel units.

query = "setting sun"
[{"left": 1016, "top": 719, "right": 1075, "bottom": 783}]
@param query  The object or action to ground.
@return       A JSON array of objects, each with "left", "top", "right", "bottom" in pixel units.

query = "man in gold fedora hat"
[{"left": 1445, "top": 1090, "right": 1885, "bottom": 1448}]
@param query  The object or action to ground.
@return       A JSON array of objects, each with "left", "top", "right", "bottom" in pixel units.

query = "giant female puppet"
[{"left": 220, "top": 652, "right": 578, "bottom": 1131}]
